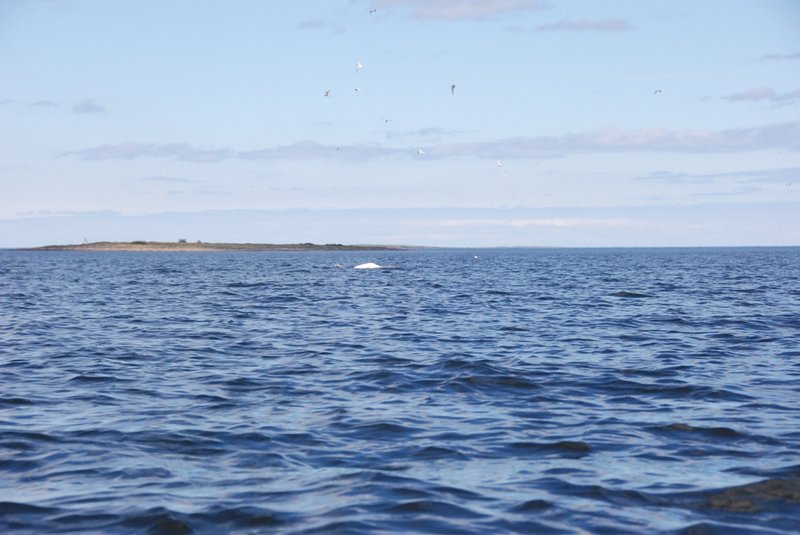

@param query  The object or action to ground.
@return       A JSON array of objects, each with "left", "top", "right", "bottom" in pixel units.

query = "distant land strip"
[{"left": 21, "top": 241, "right": 408, "bottom": 252}]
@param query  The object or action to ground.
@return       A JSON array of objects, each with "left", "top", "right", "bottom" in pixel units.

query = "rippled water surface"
[{"left": 2, "top": 247, "right": 799, "bottom": 534}]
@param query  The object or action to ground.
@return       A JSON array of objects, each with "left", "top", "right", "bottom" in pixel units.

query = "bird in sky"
[
  {"left": 323, "top": 90, "right": 331, "bottom": 97},
  {"left": 496, "top": 160, "right": 503, "bottom": 168},
  {"left": 355, "top": 61, "right": 363, "bottom": 73},
  {"left": 451, "top": 84, "right": 456, "bottom": 95},
  {"left": 417, "top": 148, "right": 426, "bottom": 156},
  {"left": 369, "top": 9, "right": 377, "bottom": 14},
  {"left": 354, "top": 87, "right": 361, "bottom": 92},
  {"left": 654, "top": 89, "right": 663, "bottom": 94}
]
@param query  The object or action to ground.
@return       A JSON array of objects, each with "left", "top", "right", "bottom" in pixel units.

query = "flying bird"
[
  {"left": 417, "top": 148, "right": 426, "bottom": 156},
  {"left": 355, "top": 61, "right": 363, "bottom": 73},
  {"left": 369, "top": 9, "right": 377, "bottom": 14},
  {"left": 496, "top": 160, "right": 503, "bottom": 168},
  {"left": 354, "top": 87, "right": 361, "bottom": 92},
  {"left": 323, "top": 90, "right": 331, "bottom": 97},
  {"left": 653, "top": 89, "right": 662, "bottom": 94},
  {"left": 451, "top": 84, "right": 456, "bottom": 95}
]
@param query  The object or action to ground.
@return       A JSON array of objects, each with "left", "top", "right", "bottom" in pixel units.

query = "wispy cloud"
[
  {"left": 723, "top": 87, "right": 800, "bottom": 105},
  {"left": 384, "top": 126, "right": 472, "bottom": 140},
  {"left": 63, "top": 140, "right": 403, "bottom": 162},
  {"left": 371, "top": 0, "right": 551, "bottom": 21},
  {"left": 296, "top": 19, "right": 346, "bottom": 33},
  {"left": 435, "top": 217, "right": 630, "bottom": 228},
  {"left": 139, "top": 175, "right": 201, "bottom": 184},
  {"left": 0, "top": 98, "right": 107, "bottom": 111},
  {"left": 73, "top": 100, "right": 106, "bottom": 114},
  {"left": 13, "top": 209, "right": 120, "bottom": 218},
  {"left": 28, "top": 100, "right": 60, "bottom": 108},
  {"left": 238, "top": 141, "right": 405, "bottom": 160},
  {"left": 61, "top": 121, "right": 800, "bottom": 163},
  {"left": 761, "top": 52, "right": 800, "bottom": 61},
  {"left": 640, "top": 167, "right": 800, "bottom": 185},
  {"left": 432, "top": 121, "right": 800, "bottom": 157},
  {"left": 62, "top": 142, "right": 236, "bottom": 162},
  {"left": 297, "top": 19, "right": 327, "bottom": 30},
  {"left": 537, "top": 18, "right": 634, "bottom": 32}
]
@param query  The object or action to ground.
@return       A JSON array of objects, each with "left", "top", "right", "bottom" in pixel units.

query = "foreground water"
[{"left": 1, "top": 247, "right": 799, "bottom": 534}]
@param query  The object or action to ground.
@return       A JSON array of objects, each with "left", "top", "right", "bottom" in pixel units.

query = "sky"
[{"left": 1, "top": 0, "right": 799, "bottom": 247}]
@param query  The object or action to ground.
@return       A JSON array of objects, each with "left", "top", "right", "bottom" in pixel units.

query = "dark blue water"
[{"left": 1, "top": 248, "right": 799, "bottom": 534}]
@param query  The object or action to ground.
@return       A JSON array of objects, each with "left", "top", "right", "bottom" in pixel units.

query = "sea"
[{"left": 1, "top": 247, "right": 799, "bottom": 534}]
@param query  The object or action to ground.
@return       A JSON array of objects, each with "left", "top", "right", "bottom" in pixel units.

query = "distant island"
[{"left": 22, "top": 241, "right": 408, "bottom": 252}]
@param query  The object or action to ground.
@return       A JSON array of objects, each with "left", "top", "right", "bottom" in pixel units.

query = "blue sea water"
[{"left": 1, "top": 247, "right": 799, "bottom": 534}]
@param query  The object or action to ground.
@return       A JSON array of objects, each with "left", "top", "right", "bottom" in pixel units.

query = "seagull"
[
  {"left": 417, "top": 148, "right": 426, "bottom": 156},
  {"left": 354, "top": 87, "right": 361, "bottom": 92},
  {"left": 355, "top": 61, "right": 363, "bottom": 73},
  {"left": 383, "top": 119, "right": 393, "bottom": 123},
  {"left": 496, "top": 160, "right": 503, "bottom": 168},
  {"left": 653, "top": 89, "right": 662, "bottom": 94},
  {"left": 323, "top": 90, "right": 331, "bottom": 97},
  {"left": 369, "top": 9, "right": 377, "bottom": 14},
  {"left": 451, "top": 84, "right": 456, "bottom": 95}
]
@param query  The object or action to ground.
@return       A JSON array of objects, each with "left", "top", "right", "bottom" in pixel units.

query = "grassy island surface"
[{"left": 22, "top": 241, "right": 408, "bottom": 252}]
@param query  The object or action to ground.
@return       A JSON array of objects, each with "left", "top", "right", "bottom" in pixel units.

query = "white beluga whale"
[{"left": 354, "top": 262, "right": 382, "bottom": 269}]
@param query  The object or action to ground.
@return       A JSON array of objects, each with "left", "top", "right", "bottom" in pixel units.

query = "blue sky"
[{"left": 1, "top": 0, "right": 799, "bottom": 247}]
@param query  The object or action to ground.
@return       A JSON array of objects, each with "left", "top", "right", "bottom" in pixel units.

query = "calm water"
[{"left": 1, "top": 248, "right": 799, "bottom": 534}]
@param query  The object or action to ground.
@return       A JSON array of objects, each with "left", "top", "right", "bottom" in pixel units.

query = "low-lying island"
[{"left": 22, "top": 241, "right": 407, "bottom": 252}]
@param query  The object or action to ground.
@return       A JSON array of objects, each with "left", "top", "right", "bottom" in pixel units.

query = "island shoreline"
[{"left": 18, "top": 241, "right": 410, "bottom": 252}]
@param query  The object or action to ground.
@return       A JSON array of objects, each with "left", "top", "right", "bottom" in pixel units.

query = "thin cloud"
[
  {"left": 640, "top": 167, "right": 800, "bottom": 185},
  {"left": 73, "top": 100, "right": 106, "bottom": 114},
  {"left": 62, "top": 121, "right": 800, "bottom": 164},
  {"left": 297, "top": 19, "right": 327, "bottom": 30},
  {"left": 384, "top": 126, "right": 472, "bottom": 140},
  {"left": 14, "top": 209, "right": 119, "bottom": 218},
  {"left": 537, "top": 18, "right": 634, "bottom": 32},
  {"left": 690, "top": 186, "right": 762, "bottom": 199},
  {"left": 296, "top": 18, "right": 345, "bottom": 34},
  {"left": 29, "top": 100, "right": 60, "bottom": 108},
  {"left": 139, "top": 176, "right": 201, "bottom": 184},
  {"left": 723, "top": 87, "right": 800, "bottom": 104},
  {"left": 166, "top": 189, "right": 233, "bottom": 197},
  {"left": 436, "top": 218, "right": 630, "bottom": 228},
  {"left": 61, "top": 142, "right": 236, "bottom": 163},
  {"left": 371, "top": 0, "right": 551, "bottom": 21},
  {"left": 433, "top": 121, "right": 800, "bottom": 157},
  {"left": 638, "top": 170, "right": 711, "bottom": 184},
  {"left": 238, "top": 140, "right": 405, "bottom": 160},
  {"left": 761, "top": 52, "right": 800, "bottom": 61}
]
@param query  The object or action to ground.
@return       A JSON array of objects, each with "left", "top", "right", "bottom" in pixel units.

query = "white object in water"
[{"left": 354, "top": 262, "right": 382, "bottom": 269}]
